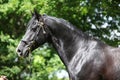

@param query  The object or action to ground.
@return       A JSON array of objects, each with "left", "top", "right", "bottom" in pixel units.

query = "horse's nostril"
[
  {"left": 17, "top": 49, "right": 22, "bottom": 56},
  {"left": 17, "top": 49, "right": 21, "bottom": 53}
]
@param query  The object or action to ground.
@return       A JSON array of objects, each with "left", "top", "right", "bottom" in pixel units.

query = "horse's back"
[{"left": 103, "top": 46, "right": 120, "bottom": 80}]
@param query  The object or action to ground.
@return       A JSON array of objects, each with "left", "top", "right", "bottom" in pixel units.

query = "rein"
[
  {"left": 19, "top": 16, "right": 47, "bottom": 77},
  {"left": 19, "top": 15, "right": 58, "bottom": 77}
]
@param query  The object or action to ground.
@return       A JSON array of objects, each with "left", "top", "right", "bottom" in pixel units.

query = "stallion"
[{"left": 16, "top": 10, "right": 120, "bottom": 80}]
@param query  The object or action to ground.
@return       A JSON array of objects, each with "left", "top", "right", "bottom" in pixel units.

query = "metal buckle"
[{"left": 38, "top": 21, "right": 46, "bottom": 34}]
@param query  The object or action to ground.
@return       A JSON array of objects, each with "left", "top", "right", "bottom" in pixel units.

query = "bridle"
[
  {"left": 16, "top": 13, "right": 63, "bottom": 78},
  {"left": 21, "top": 16, "right": 47, "bottom": 54},
  {"left": 18, "top": 15, "right": 60, "bottom": 77},
  {"left": 18, "top": 16, "right": 48, "bottom": 77}
]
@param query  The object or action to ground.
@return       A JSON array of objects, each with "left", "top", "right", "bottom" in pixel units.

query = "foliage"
[
  {"left": 0, "top": 0, "right": 120, "bottom": 80},
  {"left": 0, "top": 32, "right": 67, "bottom": 80},
  {"left": 0, "top": 32, "right": 20, "bottom": 80}
]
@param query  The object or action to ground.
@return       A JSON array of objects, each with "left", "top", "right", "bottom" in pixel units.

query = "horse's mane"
[
  {"left": 45, "top": 15, "right": 90, "bottom": 39},
  {"left": 44, "top": 15, "right": 107, "bottom": 47}
]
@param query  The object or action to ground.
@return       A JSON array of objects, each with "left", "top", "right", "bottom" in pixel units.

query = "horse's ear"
[{"left": 34, "top": 9, "right": 41, "bottom": 21}]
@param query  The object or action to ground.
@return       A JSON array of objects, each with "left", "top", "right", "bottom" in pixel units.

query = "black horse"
[{"left": 16, "top": 10, "right": 120, "bottom": 80}]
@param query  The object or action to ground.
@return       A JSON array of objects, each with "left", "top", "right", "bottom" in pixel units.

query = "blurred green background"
[{"left": 0, "top": 0, "right": 120, "bottom": 80}]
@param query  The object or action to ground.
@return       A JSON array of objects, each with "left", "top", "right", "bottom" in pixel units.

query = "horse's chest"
[
  {"left": 68, "top": 49, "right": 105, "bottom": 80},
  {"left": 68, "top": 52, "right": 95, "bottom": 78}
]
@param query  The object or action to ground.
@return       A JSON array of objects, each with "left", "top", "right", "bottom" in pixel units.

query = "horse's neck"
[
  {"left": 45, "top": 16, "right": 91, "bottom": 65},
  {"left": 51, "top": 25, "right": 89, "bottom": 66}
]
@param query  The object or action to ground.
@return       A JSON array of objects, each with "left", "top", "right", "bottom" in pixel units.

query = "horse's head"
[{"left": 16, "top": 10, "right": 50, "bottom": 57}]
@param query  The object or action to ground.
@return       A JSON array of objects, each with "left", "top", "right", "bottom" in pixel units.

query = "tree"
[{"left": 0, "top": 0, "right": 120, "bottom": 80}]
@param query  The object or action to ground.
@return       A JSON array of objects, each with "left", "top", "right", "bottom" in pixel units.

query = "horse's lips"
[
  {"left": 24, "top": 50, "right": 29, "bottom": 57},
  {"left": 23, "top": 49, "right": 29, "bottom": 57}
]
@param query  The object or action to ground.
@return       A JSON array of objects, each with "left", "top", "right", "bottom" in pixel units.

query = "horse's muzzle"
[{"left": 16, "top": 47, "right": 30, "bottom": 57}]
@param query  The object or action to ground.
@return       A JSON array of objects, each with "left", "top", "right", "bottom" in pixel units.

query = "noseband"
[{"left": 21, "top": 16, "right": 47, "bottom": 53}]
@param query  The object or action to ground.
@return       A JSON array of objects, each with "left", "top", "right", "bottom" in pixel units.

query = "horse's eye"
[
  {"left": 31, "top": 21, "right": 39, "bottom": 31},
  {"left": 31, "top": 26, "right": 37, "bottom": 32},
  {"left": 33, "top": 21, "right": 36, "bottom": 25}
]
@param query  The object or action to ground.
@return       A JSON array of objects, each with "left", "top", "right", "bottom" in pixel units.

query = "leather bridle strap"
[{"left": 21, "top": 18, "right": 46, "bottom": 53}]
